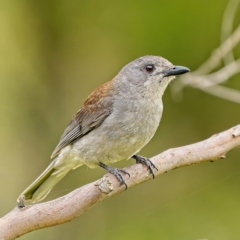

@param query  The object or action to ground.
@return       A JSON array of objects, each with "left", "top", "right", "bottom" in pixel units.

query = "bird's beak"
[{"left": 164, "top": 66, "right": 190, "bottom": 77}]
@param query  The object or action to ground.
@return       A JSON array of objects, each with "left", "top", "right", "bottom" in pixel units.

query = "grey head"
[{"left": 116, "top": 55, "right": 190, "bottom": 95}]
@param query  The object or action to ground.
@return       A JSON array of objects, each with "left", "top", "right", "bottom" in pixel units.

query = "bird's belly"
[{"left": 70, "top": 100, "right": 163, "bottom": 168}]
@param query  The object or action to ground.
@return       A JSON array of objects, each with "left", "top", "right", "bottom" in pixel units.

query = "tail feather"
[
  {"left": 17, "top": 162, "right": 71, "bottom": 204},
  {"left": 31, "top": 170, "right": 69, "bottom": 203}
]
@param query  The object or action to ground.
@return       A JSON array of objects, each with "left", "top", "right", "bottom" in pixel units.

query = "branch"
[
  {"left": 172, "top": 56, "right": 240, "bottom": 104},
  {"left": 171, "top": 2, "right": 240, "bottom": 103},
  {"left": 196, "top": 84, "right": 240, "bottom": 104},
  {"left": 221, "top": 0, "right": 240, "bottom": 65},
  {"left": 173, "top": 59, "right": 240, "bottom": 104},
  {"left": 195, "top": 24, "right": 240, "bottom": 75},
  {"left": 181, "top": 58, "right": 240, "bottom": 87},
  {"left": 1, "top": 125, "right": 240, "bottom": 239}
]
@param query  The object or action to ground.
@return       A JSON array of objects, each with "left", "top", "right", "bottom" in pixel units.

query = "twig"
[
  {"left": 171, "top": 22, "right": 240, "bottom": 103},
  {"left": 221, "top": 0, "right": 240, "bottom": 65},
  {"left": 197, "top": 84, "right": 240, "bottom": 104},
  {"left": 1, "top": 125, "right": 240, "bottom": 240},
  {"left": 195, "top": 24, "right": 240, "bottom": 75},
  {"left": 207, "top": 58, "right": 240, "bottom": 84},
  {"left": 180, "top": 58, "right": 240, "bottom": 88}
]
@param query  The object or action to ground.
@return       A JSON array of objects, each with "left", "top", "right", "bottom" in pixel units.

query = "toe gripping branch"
[
  {"left": 132, "top": 154, "right": 158, "bottom": 178},
  {"left": 99, "top": 162, "right": 130, "bottom": 189},
  {"left": 99, "top": 155, "right": 157, "bottom": 190}
]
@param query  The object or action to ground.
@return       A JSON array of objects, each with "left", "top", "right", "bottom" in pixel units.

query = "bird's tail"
[{"left": 17, "top": 162, "right": 71, "bottom": 205}]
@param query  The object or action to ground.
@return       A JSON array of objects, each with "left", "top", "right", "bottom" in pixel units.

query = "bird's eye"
[{"left": 145, "top": 64, "right": 154, "bottom": 73}]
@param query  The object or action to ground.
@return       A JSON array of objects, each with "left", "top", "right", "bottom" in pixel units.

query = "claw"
[
  {"left": 132, "top": 155, "right": 158, "bottom": 179},
  {"left": 99, "top": 162, "right": 130, "bottom": 189}
]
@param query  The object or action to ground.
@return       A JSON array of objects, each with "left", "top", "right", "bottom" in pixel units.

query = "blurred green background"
[{"left": 1, "top": 0, "right": 240, "bottom": 239}]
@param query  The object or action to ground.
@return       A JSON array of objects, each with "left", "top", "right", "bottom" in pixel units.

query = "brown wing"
[{"left": 51, "top": 80, "right": 115, "bottom": 158}]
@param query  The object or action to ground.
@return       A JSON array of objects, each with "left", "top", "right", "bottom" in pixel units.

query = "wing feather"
[{"left": 51, "top": 80, "right": 115, "bottom": 158}]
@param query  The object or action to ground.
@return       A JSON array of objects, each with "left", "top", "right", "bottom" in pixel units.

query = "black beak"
[{"left": 164, "top": 66, "right": 190, "bottom": 77}]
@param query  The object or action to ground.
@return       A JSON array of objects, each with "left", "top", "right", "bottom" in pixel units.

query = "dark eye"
[{"left": 145, "top": 64, "right": 154, "bottom": 73}]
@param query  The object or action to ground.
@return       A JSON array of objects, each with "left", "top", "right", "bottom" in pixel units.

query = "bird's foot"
[
  {"left": 132, "top": 155, "right": 158, "bottom": 179},
  {"left": 99, "top": 162, "right": 130, "bottom": 189}
]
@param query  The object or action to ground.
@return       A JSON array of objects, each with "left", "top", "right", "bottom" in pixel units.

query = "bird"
[{"left": 17, "top": 55, "right": 189, "bottom": 207}]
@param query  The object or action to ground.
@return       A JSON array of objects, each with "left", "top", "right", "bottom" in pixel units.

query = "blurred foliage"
[{"left": 0, "top": 0, "right": 240, "bottom": 239}]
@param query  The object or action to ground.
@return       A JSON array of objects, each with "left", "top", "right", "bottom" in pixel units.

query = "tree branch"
[
  {"left": 1, "top": 125, "right": 240, "bottom": 239},
  {"left": 221, "top": 0, "right": 240, "bottom": 65},
  {"left": 172, "top": 58, "right": 240, "bottom": 104},
  {"left": 170, "top": 1, "right": 240, "bottom": 104},
  {"left": 181, "top": 58, "right": 240, "bottom": 87},
  {"left": 195, "top": 24, "right": 240, "bottom": 75},
  {"left": 197, "top": 84, "right": 240, "bottom": 104},
  {"left": 172, "top": 54, "right": 240, "bottom": 104}
]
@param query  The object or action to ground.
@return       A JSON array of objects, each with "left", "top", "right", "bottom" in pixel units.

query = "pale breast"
[{"left": 70, "top": 92, "right": 163, "bottom": 168}]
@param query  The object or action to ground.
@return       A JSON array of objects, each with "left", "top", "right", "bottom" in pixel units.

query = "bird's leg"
[
  {"left": 132, "top": 155, "right": 158, "bottom": 179},
  {"left": 99, "top": 162, "right": 130, "bottom": 189}
]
